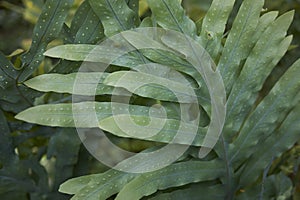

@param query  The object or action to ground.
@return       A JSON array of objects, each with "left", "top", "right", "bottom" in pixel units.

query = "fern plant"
[{"left": 14, "top": 0, "right": 300, "bottom": 199}]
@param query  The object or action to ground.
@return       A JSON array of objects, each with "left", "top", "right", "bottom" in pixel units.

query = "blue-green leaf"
[
  {"left": 89, "top": 0, "right": 139, "bottom": 37},
  {"left": 24, "top": 72, "right": 130, "bottom": 96},
  {"left": 199, "top": 0, "right": 235, "bottom": 59},
  {"left": 60, "top": 169, "right": 137, "bottom": 200},
  {"left": 238, "top": 104, "right": 300, "bottom": 188},
  {"left": 104, "top": 71, "right": 198, "bottom": 103},
  {"left": 20, "top": 0, "right": 74, "bottom": 81},
  {"left": 218, "top": 0, "right": 265, "bottom": 93},
  {"left": 230, "top": 58, "right": 300, "bottom": 168},
  {"left": 149, "top": 184, "right": 225, "bottom": 200},
  {"left": 147, "top": 0, "right": 197, "bottom": 37},
  {"left": 15, "top": 101, "right": 181, "bottom": 128},
  {"left": 115, "top": 160, "right": 224, "bottom": 200},
  {"left": 225, "top": 11, "right": 294, "bottom": 139}
]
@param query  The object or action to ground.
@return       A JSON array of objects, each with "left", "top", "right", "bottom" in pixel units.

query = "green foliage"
[{"left": 1, "top": 0, "right": 300, "bottom": 199}]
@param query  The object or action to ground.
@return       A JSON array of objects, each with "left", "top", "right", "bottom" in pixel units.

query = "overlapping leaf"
[
  {"left": 20, "top": 0, "right": 74, "bottom": 81},
  {"left": 230, "top": 58, "right": 300, "bottom": 168},
  {"left": 115, "top": 160, "right": 224, "bottom": 199},
  {"left": 199, "top": 0, "right": 235, "bottom": 59},
  {"left": 225, "top": 11, "right": 294, "bottom": 139},
  {"left": 147, "top": 0, "right": 197, "bottom": 37},
  {"left": 218, "top": 0, "right": 264, "bottom": 94}
]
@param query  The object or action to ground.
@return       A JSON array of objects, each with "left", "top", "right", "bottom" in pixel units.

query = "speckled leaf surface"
[
  {"left": 15, "top": 101, "right": 182, "bottom": 128},
  {"left": 115, "top": 160, "right": 224, "bottom": 200},
  {"left": 104, "top": 71, "right": 198, "bottom": 103},
  {"left": 147, "top": 0, "right": 197, "bottom": 37},
  {"left": 218, "top": 0, "right": 264, "bottom": 93},
  {"left": 70, "top": 1, "right": 104, "bottom": 44},
  {"left": 89, "top": 0, "right": 139, "bottom": 37},
  {"left": 199, "top": 0, "right": 235, "bottom": 59},
  {"left": 99, "top": 114, "right": 208, "bottom": 146},
  {"left": 20, "top": 0, "right": 74, "bottom": 81},
  {"left": 60, "top": 169, "right": 137, "bottom": 200},
  {"left": 238, "top": 104, "right": 300, "bottom": 188},
  {"left": 148, "top": 184, "right": 225, "bottom": 200},
  {"left": 225, "top": 11, "right": 294, "bottom": 138},
  {"left": 24, "top": 72, "right": 131, "bottom": 96},
  {"left": 230, "top": 59, "right": 300, "bottom": 168}
]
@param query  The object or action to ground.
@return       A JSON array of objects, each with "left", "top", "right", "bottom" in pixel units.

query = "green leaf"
[
  {"left": 126, "top": 0, "right": 139, "bottom": 14},
  {"left": 59, "top": 174, "right": 94, "bottom": 195},
  {"left": 147, "top": 0, "right": 197, "bottom": 37},
  {"left": 230, "top": 58, "right": 300, "bottom": 168},
  {"left": 225, "top": 11, "right": 294, "bottom": 139},
  {"left": 238, "top": 104, "right": 300, "bottom": 188},
  {"left": 47, "top": 128, "right": 82, "bottom": 191},
  {"left": 20, "top": 0, "right": 74, "bottom": 81},
  {"left": 218, "top": 0, "right": 265, "bottom": 93},
  {"left": 15, "top": 102, "right": 180, "bottom": 128},
  {"left": 44, "top": 44, "right": 147, "bottom": 69},
  {"left": 24, "top": 72, "right": 131, "bottom": 96},
  {"left": 89, "top": 0, "right": 139, "bottom": 37},
  {"left": 149, "top": 184, "right": 225, "bottom": 200},
  {"left": 50, "top": 1, "right": 105, "bottom": 74},
  {"left": 99, "top": 114, "right": 208, "bottom": 146},
  {"left": 69, "top": 1, "right": 105, "bottom": 44},
  {"left": 0, "top": 109, "right": 14, "bottom": 163},
  {"left": 115, "top": 160, "right": 224, "bottom": 200},
  {"left": 0, "top": 54, "right": 41, "bottom": 113},
  {"left": 0, "top": 52, "right": 18, "bottom": 89},
  {"left": 236, "top": 173, "right": 293, "bottom": 200},
  {"left": 161, "top": 31, "right": 226, "bottom": 157},
  {"left": 104, "top": 71, "right": 198, "bottom": 103},
  {"left": 199, "top": 0, "right": 235, "bottom": 59},
  {"left": 60, "top": 169, "right": 137, "bottom": 200}
]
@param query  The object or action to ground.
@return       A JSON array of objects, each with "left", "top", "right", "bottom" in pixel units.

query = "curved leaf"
[
  {"left": 199, "top": 0, "right": 235, "bottom": 59},
  {"left": 15, "top": 102, "right": 178, "bottom": 128},
  {"left": 149, "top": 184, "right": 225, "bottom": 200},
  {"left": 218, "top": 0, "right": 265, "bottom": 93},
  {"left": 99, "top": 114, "right": 209, "bottom": 146},
  {"left": 115, "top": 160, "right": 224, "bottom": 200},
  {"left": 20, "top": 0, "right": 74, "bottom": 81},
  {"left": 89, "top": 0, "right": 139, "bottom": 37},
  {"left": 60, "top": 169, "right": 137, "bottom": 200},
  {"left": 104, "top": 71, "right": 198, "bottom": 103},
  {"left": 225, "top": 11, "right": 294, "bottom": 138},
  {"left": 238, "top": 104, "right": 300, "bottom": 188},
  {"left": 147, "top": 0, "right": 197, "bottom": 37},
  {"left": 230, "top": 58, "right": 300, "bottom": 168},
  {"left": 24, "top": 72, "right": 131, "bottom": 96}
]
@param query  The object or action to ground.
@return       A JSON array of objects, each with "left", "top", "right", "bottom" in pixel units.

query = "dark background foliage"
[{"left": 0, "top": 0, "right": 299, "bottom": 199}]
